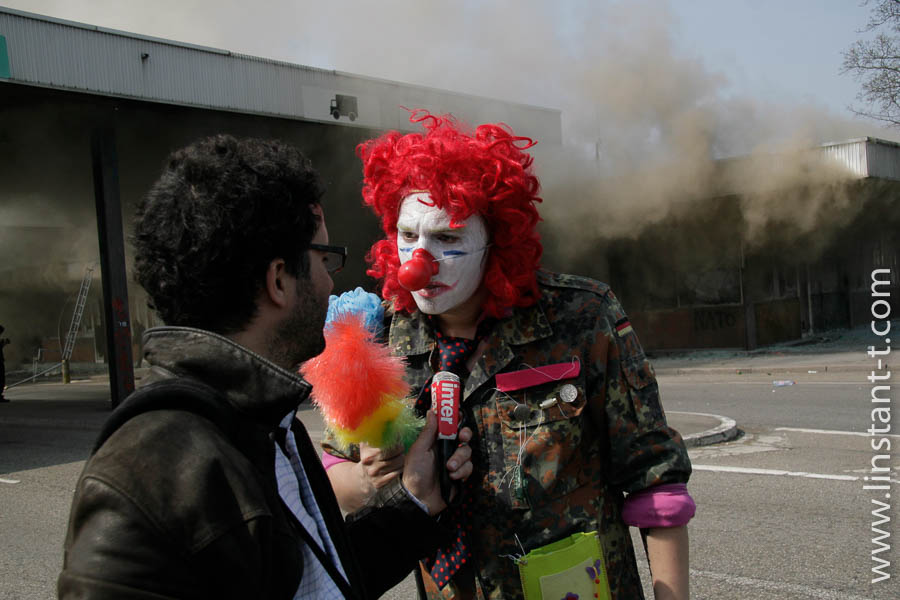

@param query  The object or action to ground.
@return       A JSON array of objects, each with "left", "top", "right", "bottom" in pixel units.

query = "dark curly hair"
[
  {"left": 357, "top": 111, "right": 543, "bottom": 317},
  {"left": 133, "top": 135, "right": 324, "bottom": 334}
]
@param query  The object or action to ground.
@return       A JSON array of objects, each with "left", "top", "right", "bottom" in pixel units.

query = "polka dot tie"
[
  {"left": 425, "top": 476, "right": 476, "bottom": 588},
  {"left": 434, "top": 329, "right": 480, "bottom": 375},
  {"left": 418, "top": 318, "right": 491, "bottom": 589}
]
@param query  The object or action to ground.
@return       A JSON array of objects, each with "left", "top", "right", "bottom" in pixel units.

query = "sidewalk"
[
  {"left": 649, "top": 324, "right": 887, "bottom": 376},
  {"left": 652, "top": 350, "right": 867, "bottom": 375}
]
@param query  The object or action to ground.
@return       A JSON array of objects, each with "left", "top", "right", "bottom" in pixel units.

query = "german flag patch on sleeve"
[{"left": 615, "top": 319, "right": 633, "bottom": 337}]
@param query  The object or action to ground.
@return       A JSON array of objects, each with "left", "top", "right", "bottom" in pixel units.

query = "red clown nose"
[{"left": 398, "top": 248, "right": 438, "bottom": 291}]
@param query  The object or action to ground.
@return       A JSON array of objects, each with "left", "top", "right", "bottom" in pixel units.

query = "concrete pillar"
[
  {"left": 91, "top": 118, "right": 135, "bottom": 409},
  {"left": 744, "top": 301, "right": 757, "bottom": 351}
]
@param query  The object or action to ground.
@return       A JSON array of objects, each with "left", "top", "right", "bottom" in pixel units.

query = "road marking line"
[
  {"left": 691, "top": 569, "right": 876, "bottom": 600},
  {"left": 776, "top": 427, "right": 900, "bottom": 438},
  {"left": 692, "top": 464, "right": 858, "bottom": 481},
  {"left": 0, "top": 478, "right": 20, "bottom": 484}
]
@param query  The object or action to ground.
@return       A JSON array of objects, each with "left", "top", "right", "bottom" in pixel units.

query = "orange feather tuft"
[{"left": 300, "top": 313, "right": 409, "bottom": 431}]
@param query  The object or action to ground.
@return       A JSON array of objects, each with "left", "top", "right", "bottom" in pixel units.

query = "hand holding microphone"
[{"left": 401, "top": 404, "right": 473, "bottom": 516}]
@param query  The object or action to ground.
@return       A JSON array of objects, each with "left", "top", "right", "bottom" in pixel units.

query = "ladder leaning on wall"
[
  {"left": 62, "top": 265, "right": 94, "bottom": 362},
  {"left": 7, "top": 264, "right": 96, "bottom": 389}
]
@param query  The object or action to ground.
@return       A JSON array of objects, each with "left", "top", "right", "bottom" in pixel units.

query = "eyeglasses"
[{"left": 308, "top": 243, "right": 347, "bottom": 274}]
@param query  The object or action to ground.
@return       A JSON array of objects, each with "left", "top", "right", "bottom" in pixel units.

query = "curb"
[{"left": 669, "top": 411, "right": 739, "bottom": 448}]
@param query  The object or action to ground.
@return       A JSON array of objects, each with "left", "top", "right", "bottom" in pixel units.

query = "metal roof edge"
[
  {"left": 331, "top": 68, "right": 562, "bottom": 115},
  {"left": 0, "top": 6, "right": 559, "bottom": 114},
  {"left": 222, "top": 51, "right": 339, "bottom": 76},
  {"left": 861, "top": 136, "right": 900, "bottom": 149},
  {"left": 817, "top": 136, "right": 900, "bottom": 149},
  {"left": 0, "top": 5, "right": 338, "bottom": 77}
]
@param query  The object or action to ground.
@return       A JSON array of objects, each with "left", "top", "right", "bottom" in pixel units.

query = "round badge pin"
[{"left": 559, "top": 384, "right": 578, "bottom": 403}]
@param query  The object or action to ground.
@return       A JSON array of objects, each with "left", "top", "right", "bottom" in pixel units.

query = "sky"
[
  {"left": 669, "top": 1, "right": 869, "bottom": 126},
  {"left": 0, "top": 0, "right": 888, "bottom": 153}
]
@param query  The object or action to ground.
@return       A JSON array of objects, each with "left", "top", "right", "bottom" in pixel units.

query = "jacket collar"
[
  {"left": 388, "top": 296, "right": 553, "bottom": 357},
  {"left": 388, "top": 294, "right": 554, "bottom": 398},
  {"left": 142, "top": 326, "right": 312, "bottom": 427}
]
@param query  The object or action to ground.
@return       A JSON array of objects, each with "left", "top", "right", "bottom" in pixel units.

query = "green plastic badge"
[
  {"left": 518, "top": 531, "right": 611, "bottom": 600},
  {"left": 0, "top": 36, "right": 9, "bottom": 79}
]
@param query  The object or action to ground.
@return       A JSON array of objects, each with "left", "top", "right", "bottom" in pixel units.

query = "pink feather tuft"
[{"left": 300, "top": 313, "right": 409, "bottom": 430}]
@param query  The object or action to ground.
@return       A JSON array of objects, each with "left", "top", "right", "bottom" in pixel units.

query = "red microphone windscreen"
[{"left": 432, "top": 371, "right": 460, "bottom": 440}]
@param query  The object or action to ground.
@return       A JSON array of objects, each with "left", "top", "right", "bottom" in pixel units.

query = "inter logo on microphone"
[{"left": 432, "top": 371, "right": 460, "bottom": 439}]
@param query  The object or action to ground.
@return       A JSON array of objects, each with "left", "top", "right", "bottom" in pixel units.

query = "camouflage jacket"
[{"left": 324, "top": 271, "right": 692, "bottom": 599}]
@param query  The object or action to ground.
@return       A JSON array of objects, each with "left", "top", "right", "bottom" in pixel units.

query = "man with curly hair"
[
  {"left": 58, "top": 134, "right": 474, "bottom": 600},
  {"left": 323, "top": 114, "right": 695, "bottom": 600}
]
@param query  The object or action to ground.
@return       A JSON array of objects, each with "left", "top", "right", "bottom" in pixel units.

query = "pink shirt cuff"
[
  {"left": 622, "top": 483, "right": 696, "bottom": 528},
  {"left": 320, "top": 451, "right": 350, "bottom": 471}
]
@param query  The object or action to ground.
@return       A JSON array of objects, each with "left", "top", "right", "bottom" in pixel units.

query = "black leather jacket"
[{"left": 58, "top": 327, "right": 447, "bottom": 599}]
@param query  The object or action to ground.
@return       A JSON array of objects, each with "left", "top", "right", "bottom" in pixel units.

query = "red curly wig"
[{"left": 357, "top": 111, "right": 543, "bottom": 317}]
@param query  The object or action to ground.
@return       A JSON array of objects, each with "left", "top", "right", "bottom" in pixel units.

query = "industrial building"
[
  {"left": 600, "top": 137, "right": 900, "bottom": 350},
  {"left": 0, "top": 7, "right": 561, "bottom": 404}
]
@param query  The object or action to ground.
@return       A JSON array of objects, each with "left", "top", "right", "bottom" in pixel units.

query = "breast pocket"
[{"left": 484, "top": 380, "right": 588, "bottom": 510}]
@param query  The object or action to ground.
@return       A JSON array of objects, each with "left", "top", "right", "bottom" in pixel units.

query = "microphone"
[{"left": 431, "top": 371, "right": 460, "bottom": 502}]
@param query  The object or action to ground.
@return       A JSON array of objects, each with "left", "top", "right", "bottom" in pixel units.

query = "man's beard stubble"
[{"left": 268, "top": 278, "right": 328, "bottom": 370}]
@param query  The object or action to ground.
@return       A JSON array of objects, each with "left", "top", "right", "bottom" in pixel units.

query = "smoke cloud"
[{"left": 226, "top": 0, "right": 887, "bottom": 269}]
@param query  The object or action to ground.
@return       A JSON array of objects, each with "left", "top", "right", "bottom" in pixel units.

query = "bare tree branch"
[
  {"left": 864, "top": 0, "right": 900, "bottom": 31},
  {"left": 843, "top": 1, "right": 900, "bottom": 127}
]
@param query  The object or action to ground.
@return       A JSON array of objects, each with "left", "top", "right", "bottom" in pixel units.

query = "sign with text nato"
[{"left": 0, "top": 36, "right": 9, "bottom": 79}]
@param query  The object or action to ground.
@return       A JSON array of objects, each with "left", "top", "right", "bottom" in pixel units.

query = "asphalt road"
[
  {"left": 1, "top": 373, "right": 897, "bottom": 599},
  {"left": 660, "top": 371, "right": 898, "bottom": 600}
]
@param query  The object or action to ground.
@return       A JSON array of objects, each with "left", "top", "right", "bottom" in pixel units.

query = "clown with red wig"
[{"left": 320, "top": 112, "right": 694, "bottom": 600}]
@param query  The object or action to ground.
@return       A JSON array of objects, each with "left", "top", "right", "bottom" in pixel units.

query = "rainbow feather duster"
[{"left": 300, "top": 312, "right": 422, "bottom": 451}]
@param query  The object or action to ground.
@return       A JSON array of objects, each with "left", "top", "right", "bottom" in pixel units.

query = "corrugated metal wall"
[
  {"left": 863, "top": 139, "right": 900, "bottom": 181},
  {"left": 818, "top": 139, "right": 868, "bottom": 178},
  {"left": 0, "top": 7, "right": 562, "bottom": 144},
  {"left": 817, "top": 138, "right": 900, "bottom": 181}
]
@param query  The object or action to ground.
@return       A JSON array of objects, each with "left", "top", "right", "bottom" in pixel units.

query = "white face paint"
[{"left": 397, "top": 192, "right": 489, "bottom": 315}]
